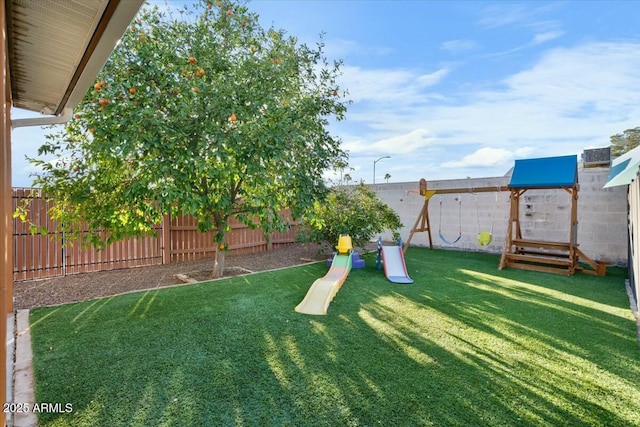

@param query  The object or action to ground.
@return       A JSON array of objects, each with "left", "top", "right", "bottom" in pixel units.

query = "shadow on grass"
[{"left": 29, "top": 249, "right": 640, "bottom": 426}]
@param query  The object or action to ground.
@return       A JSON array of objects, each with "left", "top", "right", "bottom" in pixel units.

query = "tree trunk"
[{"left": 212, "top": 248, "right": 226, "bottom": 278}]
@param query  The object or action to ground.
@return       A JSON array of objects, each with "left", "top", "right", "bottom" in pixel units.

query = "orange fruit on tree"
[
  {"left": 74, "top": 113, "right": 82, "bottom": 119},
  {"left": 94, "top": 83, "right": 102, "bottom": 90},
  {"left": 219, "top": 244, "right": 225, "bottom": 250},
  {"left": 229, "top": 113, "right": 237, "bottom": 122},
  {"left": 195, "top": 68, "right": 205, "bottom": 77},
  {"left": 217, "top": 1, "right": 222, "bottom": 7},
  {"left": 226, "top": 9, "right": 233, "bottom": 16},
  {"left": 129, "top": 87, "right": 137, "bottom": 94},
  {"left": 98, "top": 98, "right": 110, "bottom": 105},
  {"left": 188, "top": 56, "right": 197, "bottom": 65},
  {"left": 333, "top": 89, "right": 338, "bottom": 97},
  {"left": 89, "top": 128, "right": 95, "bottom": 133},
  {"left": 192, "top": 87, "right": 200, "bottom": 93}
]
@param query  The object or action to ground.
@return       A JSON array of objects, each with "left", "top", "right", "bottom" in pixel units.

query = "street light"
[{"left": 373, "top": 156, "right": 390, "bottom": 184}]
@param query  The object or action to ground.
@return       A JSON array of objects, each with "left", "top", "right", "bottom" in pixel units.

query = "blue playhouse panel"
[{"left": 508, "top": 155, "right": 578, "bottom": 188}]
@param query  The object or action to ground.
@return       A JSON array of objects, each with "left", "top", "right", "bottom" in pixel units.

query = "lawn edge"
[{"left": 625, "top": 279, "right": 640, "bottom": 345}]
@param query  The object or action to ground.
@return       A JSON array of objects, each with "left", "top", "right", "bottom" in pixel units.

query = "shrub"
[{"left": 299, "top": 182, "right": 402, "bottom": 251}]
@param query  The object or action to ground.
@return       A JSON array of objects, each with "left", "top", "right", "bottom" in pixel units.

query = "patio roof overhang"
[
  {"left": 7, "top": 0, "right": 144, "bottom": 116},
  {"left": 603, "top": 146, "right": 640, "bottom": 188}
]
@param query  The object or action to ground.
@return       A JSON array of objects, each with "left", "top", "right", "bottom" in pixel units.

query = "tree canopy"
[
  {"left": 610, "top": 127, "right": 640, "bottom": 157},
  {"left": 28, "top": 0, "right": 349, "bottom": 276}
]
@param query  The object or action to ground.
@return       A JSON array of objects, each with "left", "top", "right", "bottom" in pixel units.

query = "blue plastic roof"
[{"left": 508, "top": 155, "right": 578, "bottom": 188}]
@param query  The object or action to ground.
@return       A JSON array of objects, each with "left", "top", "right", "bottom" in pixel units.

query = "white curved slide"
[{"left": 381, "top": 246, "right": 413, "bottom": 284}]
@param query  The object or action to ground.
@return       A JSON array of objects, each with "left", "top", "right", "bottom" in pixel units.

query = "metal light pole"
[{"left": 373, "top": 156, "right": 390, "bottom": 184}]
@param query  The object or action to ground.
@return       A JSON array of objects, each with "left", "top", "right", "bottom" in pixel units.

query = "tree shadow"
[{"left": 29, "top": 254, "right": 640, "bottom": 426}]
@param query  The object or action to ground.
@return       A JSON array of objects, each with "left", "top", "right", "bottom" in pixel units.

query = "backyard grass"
[{"left": 29, "top": 248, "right": 640, "bottom": 426}]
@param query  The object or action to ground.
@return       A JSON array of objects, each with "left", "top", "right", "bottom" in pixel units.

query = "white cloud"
[
  {"left": 339, "top": 65, "right": 449, "bottom": 104},
  {"left": 484, "top": 28, "right": 565, "bottom": 58},
  {"left": 532, "top": 30, "right": 564, "bottom": 45},
  {"left": 442, "top": 147, "right": 535, "bottom": 169},
  {"left": 441, "top": 39, "right": 478, "bottom": 54},
  {"left": 477, "top": 3, "right": 562, "bottom": 30},
  {"left": 324, "top": 38, "right": 393, "bottom": 59},
  {"left": 343, "top": 128, "right": 436, "bottom": 155},
  {"left": 339, "top": 40, "right": 640, "bottom": 183}
]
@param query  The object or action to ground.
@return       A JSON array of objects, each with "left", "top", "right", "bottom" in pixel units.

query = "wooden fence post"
[{"left": 162, "top": 214, "right": 171, "bottom": 265}]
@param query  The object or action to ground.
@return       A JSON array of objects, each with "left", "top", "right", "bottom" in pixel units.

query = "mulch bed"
[{"left": 13, "top": 242, "right": 380, "bottom": 310}]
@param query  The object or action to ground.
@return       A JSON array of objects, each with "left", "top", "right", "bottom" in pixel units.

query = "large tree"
[
  {"left": 610, "top": 127, "right": 640, "bottom": 157},
  {"left": 28, "top": 0, "right": 348, "bottom": 276}
]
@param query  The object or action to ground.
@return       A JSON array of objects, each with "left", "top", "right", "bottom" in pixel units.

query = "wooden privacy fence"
[{"left": 12, "top": 188, "right": 300, "bottom": 282}]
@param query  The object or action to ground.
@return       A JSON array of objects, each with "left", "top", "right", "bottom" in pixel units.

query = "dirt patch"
[
  {"left": 14, "top": 242, "right": 376, "bottom": 310},
  {"left": 177, "top": 266, "right": 255, "bottom": 283}
]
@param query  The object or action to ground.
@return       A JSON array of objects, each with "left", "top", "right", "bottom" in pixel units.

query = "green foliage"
[
  {"left": 27, "top": 0, "right": 348, "bottom": 255},
  {"left": 299, "top": 182, "right": 402, "bottom": 250},
  {"left": 610, "top": 126, "right": 640, "bottom": 156}
]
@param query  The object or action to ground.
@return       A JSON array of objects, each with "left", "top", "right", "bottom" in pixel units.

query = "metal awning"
[
  {"left": 7, "top": 0, "right": 143, "bottom": 116},
  {"left": 603, "top": 146, "right": 640, "bottom": 188}
]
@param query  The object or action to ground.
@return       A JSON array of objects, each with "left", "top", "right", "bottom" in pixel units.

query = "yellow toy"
[
  {"left": 335, "top": 235, "right": 352, "bottom": 254},
  {"left": 477, "top": 231, "right": 492, "bottom": 246}
]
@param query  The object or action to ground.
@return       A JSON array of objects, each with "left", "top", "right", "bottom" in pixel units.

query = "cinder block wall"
[{"left": 370, "top": 166, "right": 627, "bottom": 265}]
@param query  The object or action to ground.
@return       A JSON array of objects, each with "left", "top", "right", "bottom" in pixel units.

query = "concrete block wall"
[
  {"left": 370, "top": 166, "right": 628, "bottom": 265},
  {"left": 578, "top": 168, "right": 628, "bottom": 262}
]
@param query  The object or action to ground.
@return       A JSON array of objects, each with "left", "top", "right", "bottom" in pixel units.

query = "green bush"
[{"left": 299, "top": 182, "right": 402, "bottom": 251}]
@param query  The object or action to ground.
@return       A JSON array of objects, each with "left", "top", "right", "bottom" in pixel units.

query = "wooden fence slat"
[{"left": 12, "top": 189, "right": 300, "bottom": 281}]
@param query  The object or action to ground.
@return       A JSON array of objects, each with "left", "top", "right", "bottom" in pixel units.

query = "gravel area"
[{"left": 13, "top": 242, "right": 340, "bottom": 309}]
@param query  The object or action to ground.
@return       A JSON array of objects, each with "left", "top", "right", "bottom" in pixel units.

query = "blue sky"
[{"left": 11, "top": 0, "right": 640, "bottom": 187}]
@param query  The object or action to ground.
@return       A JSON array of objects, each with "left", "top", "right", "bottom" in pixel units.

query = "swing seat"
[
  {"left": 439, "top": 232, "right": 462, "bottom": 245},
  {"left": 477, "top": 231, "right": 492, "bottom": 246}
]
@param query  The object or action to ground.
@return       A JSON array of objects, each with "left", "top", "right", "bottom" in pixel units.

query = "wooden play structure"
[
  {"left": 499, "top": 155, "right": 607, "bottom": 276},
  {"left": 405, "top": 178, "right": 508, "bottom": 250},
  {"left": 405, "top": 178, "right": 437, "bottom": 249},
  {"left": 406, "top": 155, "right": 608, "bottom": 276}
]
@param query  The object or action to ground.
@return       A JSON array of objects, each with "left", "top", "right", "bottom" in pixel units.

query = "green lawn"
[{"left": 29, "top": 249, "right": 640, "bottom": 426}]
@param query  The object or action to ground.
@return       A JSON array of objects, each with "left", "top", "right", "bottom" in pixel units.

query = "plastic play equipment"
[
  {"left": 295, "top": 235, "right": 353, "bottom": 315},
  {"left": 477, "top": 231, "right": 492, "bottom": 246},
  {"left": 474, "top": 189, "right": 501, "bottom": 246},
  {"left": 377, "top": 237, "right": 413, "bottom": 284},
  {"left": 327, "top": 252, "right": 365, "bottom": 269}
]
